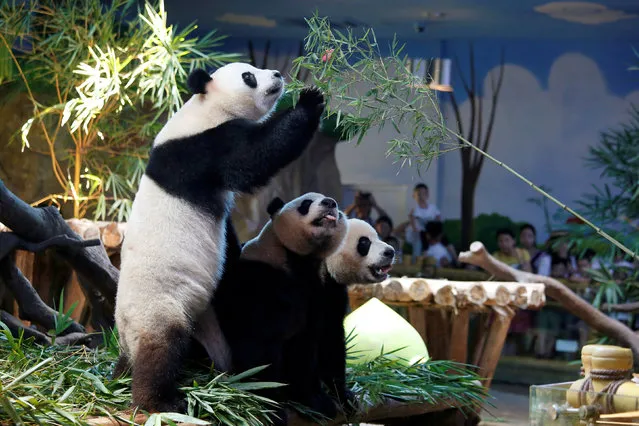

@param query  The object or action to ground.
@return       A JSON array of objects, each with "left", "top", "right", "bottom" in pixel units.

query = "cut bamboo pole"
[
  {"left": 482, "top": 282, "right": 511, "bottom": 306},
  {"left": 453, "top": 282, "right": 487, "bottom": 307},
  {"left": 429, "top": 280, "right": 455, "bottom": 307}
]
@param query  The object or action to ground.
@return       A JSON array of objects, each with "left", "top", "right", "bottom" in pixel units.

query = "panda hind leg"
[
  {"left": 131, "top": 324, "right": 191, "bottom": 413},
  {"left": 112, "top": 352, "right": 131, "bottom": 379}
]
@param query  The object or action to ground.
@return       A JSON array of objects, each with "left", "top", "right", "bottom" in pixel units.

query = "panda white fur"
[
  {"left": 114, "top": 62, "right": 326, "bottom": 413},
  {"left": 316, "top": 218, "right": 396, "bottom": 413},
  {"left": 324, "top": 218, "right": 396, "bottom": 284},
  {"left": 213, "top": 192, "right": 348, "bottom": 424}
]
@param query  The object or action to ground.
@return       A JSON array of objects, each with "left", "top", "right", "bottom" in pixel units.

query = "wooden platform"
[{"left": 348, "top": 277, "right": 546, "bottom": 389}]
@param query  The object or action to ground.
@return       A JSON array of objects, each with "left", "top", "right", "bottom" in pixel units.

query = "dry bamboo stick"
[
  {"left": 453, "top": 281, "right": 487, "bottom": 307},
  {"left": 482, "top": 282, "right": 511, "bottom": 306},
  {"left": 428, "top": 280, "right": 455, "bottom": 306},
  {"left": 382, "top": 279, "right": 413, "bottom": 302}
]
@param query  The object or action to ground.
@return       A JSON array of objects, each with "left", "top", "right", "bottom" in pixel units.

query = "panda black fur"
[
  {"left": 214, "top": 192, "right": 348, "bottom": 424},
  {"left": 114, "top": 62, "right": 325, "bottom": 413},
  {"left": 317, "top": 218, "right": 396, "bottom": 409}
]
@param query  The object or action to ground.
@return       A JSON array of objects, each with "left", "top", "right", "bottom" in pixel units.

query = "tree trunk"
[{"left": 460, "top": 170, "right": 478, "bottom": 250}]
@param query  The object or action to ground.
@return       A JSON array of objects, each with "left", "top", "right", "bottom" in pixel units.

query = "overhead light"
[
  {"left": 428, "top": 58, "right": 453, "bottom": 92},
  {"left": 406, "top": 57, "right": 453, "bottom": 92}
]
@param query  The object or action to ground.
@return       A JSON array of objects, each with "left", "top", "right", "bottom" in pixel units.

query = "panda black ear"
[
  {"left": 267, "top": 197, "right": 285, "bottom": 217},
  {"left": 187, "top": 69, "right": 212, "bottom": 94}
]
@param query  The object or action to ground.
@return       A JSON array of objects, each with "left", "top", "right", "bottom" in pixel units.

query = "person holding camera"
[{"left": 344, "top": 191, "right": 389, "bottom": 226}]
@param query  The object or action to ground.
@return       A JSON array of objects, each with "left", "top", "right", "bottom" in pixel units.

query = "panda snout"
[
  {"left": 273, "top": 71, "right": 282, "bottom": 79},
  {"left": 383, "top": 248, "right": 395, "bottom": 259},
  {"left": 320, "top": 197, "right": 337, "bottom": 209}
]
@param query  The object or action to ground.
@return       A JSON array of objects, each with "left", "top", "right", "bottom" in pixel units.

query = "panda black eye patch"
[
  {"left": 357, "top": 237, "right": 371, "bottom": 256},
  {"left": 298, "top": 199, "right": 313, "bottom": 215},
  {"left": 242, "top": 72, "right": 257, "bottom": 89}
]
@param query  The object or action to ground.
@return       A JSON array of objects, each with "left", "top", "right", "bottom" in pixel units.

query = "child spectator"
[
  {"left": 374, "top": 216, "right": 402, "bottom": 253},
  {"left": 344, "top": 191, "right": 389, "bottom": 226},
  {"left": 407, "top": 183, "right": 441, "bottom": 260},
  {"left": 519, "top": 223, "right": 551, "bottom": 276},
  {"left": 569, "top": 248, "right": 595, "bottom": 284},
  {"left": 424, "top": 221, "right": 453, "bottom": 267},
  {"left": 493, "top": 228, "right": 532, "bottom": 272}
]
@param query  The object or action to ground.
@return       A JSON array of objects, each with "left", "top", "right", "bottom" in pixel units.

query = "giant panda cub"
[
  {"left": 214, "top": 192, "right": 348, "bottom": 424},
  {"left": 317, "top": 218, "right": 396, "bottom": 410},
  {"left": 114, "top": 62, "right": 325, "bottom": 413}
]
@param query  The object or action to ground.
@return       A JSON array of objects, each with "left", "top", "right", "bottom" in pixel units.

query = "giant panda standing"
[{"left": 114, "top": 62, "right": 325, "bottom": 413}]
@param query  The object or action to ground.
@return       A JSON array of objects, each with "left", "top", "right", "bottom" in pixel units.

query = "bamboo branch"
[
  {"left": 458, "top": 241, "right": 639, "bottom": 362},
  {"left": 475, "top": 47, "right": 506, "bottom": 171}
]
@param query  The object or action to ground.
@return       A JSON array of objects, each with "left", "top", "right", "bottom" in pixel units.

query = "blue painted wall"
[{"left": 223, "top": 36, "right": 639, "bottom": 243}]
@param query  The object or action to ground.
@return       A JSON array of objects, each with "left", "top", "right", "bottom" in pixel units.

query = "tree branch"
[
  {"left": 467, "top": 43, "right": 477, "bottom": 159},
  {"left": 0, "top": 232, "right": 101, "bottom": 262},
  {"left": 261, "top": 39, "right": 271, "bottom": 69},
  {"left": 0, "top": 179, "right": 118, "bottom": 305},
  {"left": 475, "top": 47, "right": 506, "bottom": 171},
  {"left": 0, "top": 310, "right": 102, "bottom": 347},
  {"left": 458, "top": 242, "right": 639, "bottom": 363},
  {"left": 601, "top": 302, "right": 639, "bottom": 313},
  {"left": 0, "top": 256, "right": 85, "bottom": 335},
  {"left": 247, "top": 40, "right": 256, "bottom": 67}
]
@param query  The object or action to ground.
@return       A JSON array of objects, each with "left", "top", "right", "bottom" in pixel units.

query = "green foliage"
[
  {"left": 443, "top": 214, "right": 526, "bottom": 253},
  {"left": 561, "top": 105, "right": 639, "bottom": 306},
  {"left": 1, "top": 324, "right": 488, "bottom": 425},
  {"left": 285, "top": 13, "right": 451, "bottom": 172},
  {"left": 0, "top": 0, "right": 240, "bottom": 220}
]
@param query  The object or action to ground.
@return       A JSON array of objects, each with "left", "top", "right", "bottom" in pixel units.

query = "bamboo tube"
[
  {"left": 482, "top": 282, "right": 511, "bottom": 306},
  {"left": 453, "top": 281, "right": 487, "bottom": 306}
]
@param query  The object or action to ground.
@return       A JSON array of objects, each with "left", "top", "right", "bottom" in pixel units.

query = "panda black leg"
[
  {"left": 112, "top": 352, "right": 131, "bottom": 379},
  {"left": 131, "top": 324, "right": 191, "bottom": 413}
]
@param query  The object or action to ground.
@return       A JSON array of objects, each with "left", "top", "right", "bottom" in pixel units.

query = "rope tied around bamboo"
[{"left": 578, "top": 368, "right": 633, "bottom": 413}]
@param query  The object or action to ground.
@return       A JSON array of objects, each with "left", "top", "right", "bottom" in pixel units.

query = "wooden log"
[
  {"left": 426, "top": 309, "right": 451, "bottom": 360},
  {"left": 429, "top": 280, "right": 455, "bottom": 307},
  {"left": 449, "top": 310, "right": 470, "bottom": 363},
  {"left": 453, "top": 282, "right": 487, "bottom": 307},
  {"left": 382, "top": 279, "right": 413, "bottom": 302},
  {"left": 372, "top": 282, "right": 385, "bottom": 300},
  {"left": 100, "top": 222, "right": 124, "bottom": 249},
  {"left": 408, "top": 306, "right": 427, "bottom": 342},
  {"left": 482, "top": 282, "right": 510, "bottom": 306},
  {"left": 408, "top": 278, "right": 432, "bottom": 302},
  {"left": 477, "top": 307, "right": 515, "bottom": 389},
  {"left": 85, "top": 400, "right": 467, "bottom": 426},
  {"left": 516, "top": 284, "right": 546, "bottom": 309},
  {"left": 501, "top": 282, "right": 527, "bottom": 306}
]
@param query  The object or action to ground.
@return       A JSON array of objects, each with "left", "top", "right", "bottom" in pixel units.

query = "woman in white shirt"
[{"left": 408, "top": 183, "right": 441, "bottom": 261}]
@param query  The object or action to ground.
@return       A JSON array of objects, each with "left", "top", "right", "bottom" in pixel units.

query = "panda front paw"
[
  {"left": 297, "top": 86, "right": 325, "bottom": 116},
  {"left": 340, "top": 389, "right": 358, "bottom": 416},
  {"left": 306, "top": 391, "right": 338, "bottom": 420}
]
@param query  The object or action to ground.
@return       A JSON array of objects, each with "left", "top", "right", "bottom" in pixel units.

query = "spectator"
[
  {"left": 424, "top": 221, "right": 452, "bottom": 267},
  {"left": 441, "top": 235, "right": 459, "bottom": 268},
  {"left": 546, "top": 231, "right": 576, "bottom": 278},
  {"left": 519, "top": 223, "right": 551, "bottom": 276},
  {"left": 569, "top": 248, "right": 595, "bottom": 284},
  {"left": 407, "top": 183, "right": 441, "bottom": 261},
  {"left": 493, "top": 228, "right": 532, "bottom": 272},
  {"left": 344, "top": 191, "right": 389, "bottom": 226},
  {"left": 374, "top": 216, "right": 402, "bottom": 253}
]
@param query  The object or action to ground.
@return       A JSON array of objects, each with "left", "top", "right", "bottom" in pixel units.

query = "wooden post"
[
  {"left": 477, "top": 308, "right": 515, "bottom": 388},
  {"left": 408, "top": 306, "right": 427, "bottom": 343},
  {"left": 449, "top": 309, "right": 470, "bottom": 363},
  {"left": 425, "top": 309, "right": 451, "bottom": 361}
]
